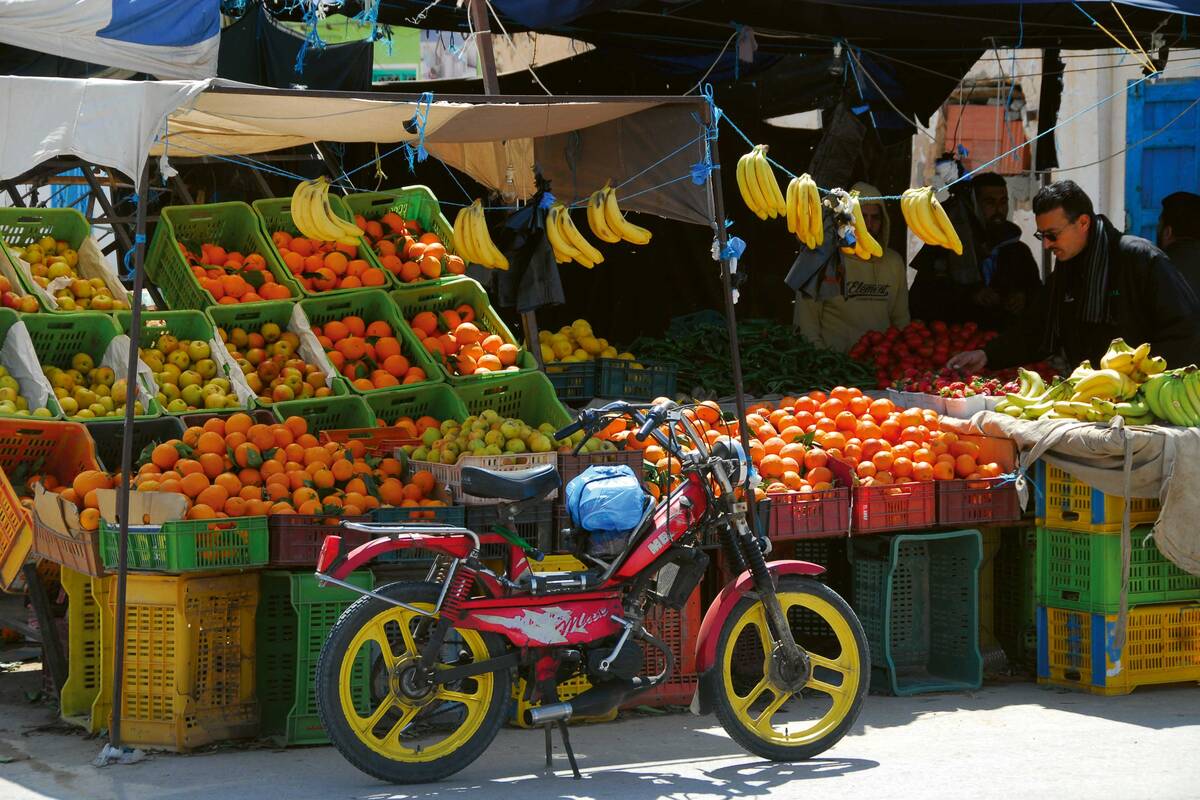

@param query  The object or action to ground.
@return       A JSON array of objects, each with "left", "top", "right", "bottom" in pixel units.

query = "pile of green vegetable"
[{"left": 630, "top": 317, "right": 875, "bottom": 398}]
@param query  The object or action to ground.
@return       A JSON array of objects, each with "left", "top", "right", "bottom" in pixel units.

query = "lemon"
[{"left": 578, "top": 336, "right": 604, "bottom": 356}]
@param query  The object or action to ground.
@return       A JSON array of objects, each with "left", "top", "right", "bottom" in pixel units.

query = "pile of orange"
[
  {"left": 744, "top": 386, "right": 1002, "bottom": 491},
  {"left": 379, "top": 413, "right": 442, "bottom": 435},
  {"left": 127, "top": 413, "right": 444, "bottom": 520},
  {"left": 271, "top": 231, "right": 389, "bottom": 293},
  {"left": 310, "top": 314, "right": 428, "bottom": 390},
  {"left": 182, "top": 242, "right": 294, "bottom": 304},
  {"left": 34, "top": 469, "right": 113, "bottom": 531},
  {"left": 407, "top": 307, "right": 521, "bottom": 377},
  {"left": 355, "top": 211, "right": 466, "bottom": 284}
]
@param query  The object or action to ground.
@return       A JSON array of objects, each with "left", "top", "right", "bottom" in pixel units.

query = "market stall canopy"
[
  {"left": 0, "top": 0, "right": 220, "bottom": 79},
  {"left": 0, "top": 77, "right": 713, "bottom": 224}
]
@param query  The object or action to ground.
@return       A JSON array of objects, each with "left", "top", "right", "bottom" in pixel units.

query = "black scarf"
[{"left": 1043, "top": 214, "right": 1120, "bottom": 354}]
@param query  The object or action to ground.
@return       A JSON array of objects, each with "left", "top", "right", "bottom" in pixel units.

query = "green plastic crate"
[
  {"left": 257, "top": 569, "right": 373, "bottom": 745},
  {"left": 343, "top": 186, "right": 455, "bottom": 252},
  {"left": 146, "top": 202, "right": 301, "bottom": 310},
  {"left": 451, "top": 371, "right": 572, "bottom": 430},
  {"left": 99, "top": 515, "right": 269, "bottom": 573},
  {"left": 23, "top": 312, "right": 161, "bottom": 421},
  {"left": 114, "top": 309, "right": 253, "bottom": 416},
  {"left": 994, "top": 528, "right": 1038, "bottom": 670},
  {"left": 851, "top": 529, "right": 983, "bottom": 695},
  {"left": 545, "top": 361, "right": 598, "bottom": 405},
  {"left": 390, "top": 277, "right": 537, "bottom": 384},
  {"left": 1036, "top": 526, "right": 1200, "bottom": 613},
  {"left": 271, "top": 393, "right": 376, "bottom": 432},
  {"left": 595, "top": 358, "right": 677, "bottom": 401},
  {"left": 366, "top": 382, "right": 468, "bottom": 426},
  {"left": 0, "top": 308, "right": 63, "bottom": 419},
  {"left": 298, "top": 290, "right": 441, "bottom": 393},
  {"left": 87, "top": 416, "right": 186, "bottom": 472},
  {"left": 252, "top": 195, "right": 395, "bottom": 297},
  {"left": 0, "top": 207, "right": 92, "bottom": 308}
]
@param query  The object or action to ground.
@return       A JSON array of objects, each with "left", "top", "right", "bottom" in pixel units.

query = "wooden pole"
[{"left": 108, "top": 160, "right": 151, "bottom": 750}]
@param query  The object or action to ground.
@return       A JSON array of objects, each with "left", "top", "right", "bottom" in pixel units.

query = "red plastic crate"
[
  {"left": 31, "top": 517, "right": 105, "bottom": 577},
  {"left": 623, "top": 588, "right": 701, "bottom": 708},
  {"left": 937, "top": 478, "right": 1020, "bottom": 526},
  {"left": 268, "top": 514, "right": 371, "bottom": 567},
  {"left": 852, "top": 481, "right": 936, "bottom": 534},
  {"left": 767, "top": 488, "right": 850, "bottom": 541}
]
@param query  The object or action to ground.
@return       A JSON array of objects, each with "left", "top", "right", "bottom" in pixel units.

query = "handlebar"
[{"left": 636, "top": 402, "right": 669, "bottom": 441}]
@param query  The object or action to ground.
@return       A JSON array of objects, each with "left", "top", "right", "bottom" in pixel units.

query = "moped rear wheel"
[
  {"left": 315, "top": 581, "right": 511, "bottom": 784},
  {"left": 710, "top": 576, "right": 868, "bottom": 761}
]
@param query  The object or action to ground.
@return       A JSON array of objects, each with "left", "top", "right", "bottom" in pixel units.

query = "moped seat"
[{"left": 460, "top": 464, "right": 560, "bottom": 501}]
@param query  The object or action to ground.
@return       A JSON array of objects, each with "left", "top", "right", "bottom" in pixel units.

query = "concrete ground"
[{"left": 0, "top": 663, "right": 1197, "bottom": 800}]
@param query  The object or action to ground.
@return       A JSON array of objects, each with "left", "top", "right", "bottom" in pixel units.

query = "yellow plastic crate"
[
  {"left": 94, "top": 572, "right": 260, "bottom": 750},
  {"left": 512, "top": 672, "right": 617, "bottom": 728},
  {"left": 1037, "top": 603, "right": 1200, "bottom": 695},
  {"left": 60, "top": 567, "right": 107, "bottom": 731},
  {"left": 1036, "top": 462, "right": 1160, "bottom": 533}
]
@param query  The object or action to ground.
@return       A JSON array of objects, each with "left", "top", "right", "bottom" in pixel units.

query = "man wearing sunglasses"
[{"left": 949, "top": 180, "right": 1200, "bottom": 373}]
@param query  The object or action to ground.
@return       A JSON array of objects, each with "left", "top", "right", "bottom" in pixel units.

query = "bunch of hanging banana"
[
  {"left": 785, "top": 174, "right": 823, "bottom": 249},
  {"left": 586, "top": 184, "right": 652, "bottom": 246},
  {"left": 736, "top": 145, "right": 786, "bottom": 221},
  {"left": 840, "top": 192, "right": 883, "bottom": 260},
  {"left": 1143, "top": 367, "right": 1200, "bottom": 426},
  {"left": 452, "top": 200, "right": 509, "bottom": 270},
  {"left": 1099, "top": 337, "right": 1167, "bottom": 383},
  {"left": 290, "top": 177, "right": 362, "bottom": 246},
  {"left": 901, "top": 186, "right": 963, "bottom": 255},
  {"left": 547, "top": 203, "right": 604, "bottom": 268}
]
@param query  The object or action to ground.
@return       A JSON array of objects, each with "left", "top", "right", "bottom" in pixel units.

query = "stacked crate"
[{"left": 1034, "top": 462, "right": 1200, "bottom": 695}]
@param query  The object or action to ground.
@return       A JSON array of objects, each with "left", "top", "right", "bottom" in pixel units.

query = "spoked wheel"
[
  {"left": 315, "top": 581, "right": 512, "bottom": 784},
  {"left": 710, "top": 575, "right": 868, "bottom": 761}
]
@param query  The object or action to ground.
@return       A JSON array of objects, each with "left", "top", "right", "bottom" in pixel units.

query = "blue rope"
[
  {"left": 404, "top": 92, "right": 434, "bottom": 171},
  {"left": 121, "top": 233, "right": 147, "bottom": 280},
  {"left": 843, "top": 42, "right": 880, "bottom": 131},
  {"left": 1000, "top": 4, "right": 1024, "bottom": 152},
  {"left": 294, "top": 1, "right": 326, "bottom": 74},
  {"left": 440, "top": 158, "right": 474, "bottom": 203}
]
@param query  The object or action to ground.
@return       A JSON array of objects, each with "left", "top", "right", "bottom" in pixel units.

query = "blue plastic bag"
[{"left": 565, "top": 465, "right": 649, "bottom": 557}]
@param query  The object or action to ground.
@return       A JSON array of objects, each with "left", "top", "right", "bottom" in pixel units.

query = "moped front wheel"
[
  {"left": 709, "top": 575, "right": 868, "bottom": 761},
  {"left": 315, "top": 581, "right": 512, "bottom": 784}
]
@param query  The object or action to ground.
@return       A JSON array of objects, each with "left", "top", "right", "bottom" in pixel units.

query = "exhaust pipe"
[{"left": 525, "top": 702, "right": 573, "bottom": 726}]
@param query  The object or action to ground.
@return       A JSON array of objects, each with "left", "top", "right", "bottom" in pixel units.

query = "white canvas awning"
[{"left": 0, "top": 77, "right": 714, "bottom": 225}]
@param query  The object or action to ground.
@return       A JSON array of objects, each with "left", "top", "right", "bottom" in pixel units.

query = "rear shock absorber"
[{"left": 439, "top": 560, "right": 478, "bottom": 621}]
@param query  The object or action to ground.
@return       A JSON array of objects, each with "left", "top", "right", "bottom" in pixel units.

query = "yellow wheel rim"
[
  {"left": 721, "top": 591, "right": 861, "bottom": 747},
  {"left": 338, "top": 602, "right": 495, "bottom": 763}
]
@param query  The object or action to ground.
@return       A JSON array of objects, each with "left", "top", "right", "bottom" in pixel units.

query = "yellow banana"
[
  {"left": 805, "top": 176, "right": 823, "bottom": 247},
  {"left": 313, "top": 178, "right": 365, "bottom": 241},
  {"left": 546, "top": 205, "right": 581, "bottom": 264},
  {"left": 587, "top": 190, "right": 621, "bottom": 244},
  {"left": 751, "top": 148, "right": 779, "bottom": 219},
  {"left": 757, "top": 147, "right": 787, "bottom": 218},
  {"left": 289, "top": 180, "right": 323, "bottom": 241},
  {"left": 850, "top": 194, "right": 883, "bottom": 258},
  {"left": 785, "top": 177, "right": 799, "bottom": 236},
  {"left": 927, "top": 189, "right": 963, "bottom": 255},
  {"left": 602, "top": 188, "right": 652, "bottom": 246},
  {"left": 469, "top": 202, "right": 509, "bottom": 270},
  {"left": 556, "top": 204, "right": 603, "bottom": 266},
  {"left": 452, "top": 204, "right": 479, "bottom": 265},
  {"left": 737, "top": 152, "right": 768, "bottom": 220}
]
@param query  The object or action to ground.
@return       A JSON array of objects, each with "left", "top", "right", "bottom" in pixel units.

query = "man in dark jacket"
[
  {"left": 909, "top": 172, "right": 1042, "bottom": 329},
  {"left": 1159, "top": 191, "right": 1200, "bottom": 297},
  {"left": 949, "top": 180, "right": 1200, "bottom": 372}
]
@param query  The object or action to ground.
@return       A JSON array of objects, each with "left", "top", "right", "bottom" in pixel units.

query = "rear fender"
[
  {"left": 319, "top": 533, "right": 473, "bottom": 580},
  {"left": 691, "top": 559, "right": 826, "bottom": 711}
]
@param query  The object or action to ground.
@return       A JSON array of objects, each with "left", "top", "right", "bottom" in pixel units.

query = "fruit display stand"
[
  {"left": 0, "top": 419, "right": 99, "bottom": 592},
  {"left": 1033, "top": 460, "right": 1162, "bottom": 533},
  {"left": 390, "top": 277, "right": 538, "bottom": 383},
  {"left": 851, "top": 530, "right": 983, "bottom": 695},
  {"left": 1036, "top": 602, "right": 1200, "bottom": 695},
  {"left": 205, "top": 299, "right": 349, "bottom": 406},
  {"left": 257, "top": 569, "right": 374, "bottom": 745},
  {"left": 252, "top": 195, "right": 396, "bottom": 297},
  {"left": 298, "top": 289, "right": 441, "bottom": 393},
  {"left": 23, "top": 311, "right": 161, "bottom": 423},
  {"left": 320, "top": 382, "right": 468, "bottom": 453},
  {"left": 93, "top": 571, "right": 261, "bottom": 751},
  {"left": 0, "top": 206, "right": 131, "bottom": 313},
  {"left": 145, "top": 202, "right": 301, "bottom": 310},
  {"left": 342, "top": 187, "right": 456, "bottom": 285},
  {"left": 115, "top": 309, "right": 256, "bottom": 415},
  {"left": 0, "top": 307, "right": 63, "bottom": 419}
]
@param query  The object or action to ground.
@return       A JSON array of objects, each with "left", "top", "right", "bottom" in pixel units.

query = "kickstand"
[{"left": 541, "top": 721, "right": 582, "bottom": 780}]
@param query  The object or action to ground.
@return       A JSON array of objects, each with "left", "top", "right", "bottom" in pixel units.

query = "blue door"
[{"left": 1124, "top": 78, "right": 1200, "bottom": 242}]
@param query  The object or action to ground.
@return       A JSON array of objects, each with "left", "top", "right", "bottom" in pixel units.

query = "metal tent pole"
[
  {"left": 107, "top": 160, "right": 150, "bottom": 751},
  {"left": 701, "top": 104, "right": 760, "bottom": 539}
]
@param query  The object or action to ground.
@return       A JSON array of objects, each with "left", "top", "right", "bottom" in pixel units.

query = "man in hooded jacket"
[
  {"left": 795, "top": 182, "right": 910, "bottom": 353},
  {"left": 949, "top": 180, "right": 1200, "bottom": 372}
]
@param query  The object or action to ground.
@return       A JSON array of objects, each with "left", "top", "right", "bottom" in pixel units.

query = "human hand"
[
  {"left": 947, "top": 349, "right": 988, "bottom": 372},
  {"left": 972, "top": 287, "right": 1002, "bottom": 307},
  {"left": 1004, "top": 292, "right": 1026, "bottom": 314}
]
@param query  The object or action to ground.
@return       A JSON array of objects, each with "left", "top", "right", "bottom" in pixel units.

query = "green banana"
[
  {"left": 1113, "top": 393, "right": 1150, "bottom": 419},
  {"left": 1142, "top": 373, "right": 1170, "bottom": 420},
  {"left": 1124, "top": 412, "right": 1155, "bottom": 425},
  {"left": 1183, "top": 369, "right": 1200, "bottom": 425},
  {"left": 1053, "top": 400, "right": 1093, "bottom": 420},
  {"left": 1021, "top": 399, "right": 1057, "bottom": 419}
]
